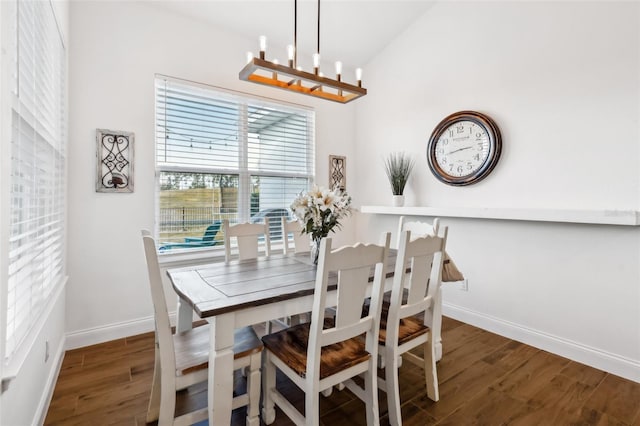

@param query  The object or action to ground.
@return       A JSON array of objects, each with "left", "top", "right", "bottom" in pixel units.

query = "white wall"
[
  {"left": 66, "top": 1, "right": 357, "bottom": 346},
  {"left": 354, "top": 1, "right": 640, "bottom": 381}
]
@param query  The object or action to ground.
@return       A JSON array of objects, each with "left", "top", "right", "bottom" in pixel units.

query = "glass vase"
[{"left": 310, "top": 237, "right": 322, "bottom": 265}]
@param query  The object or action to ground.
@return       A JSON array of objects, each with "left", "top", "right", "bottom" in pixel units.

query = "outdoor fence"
[{"left": 159, "top": 207, "right": 237, "bottom": 233}]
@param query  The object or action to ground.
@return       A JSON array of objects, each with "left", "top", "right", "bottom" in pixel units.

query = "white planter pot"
[{"left": 392, "top": 195, "right": 405, "bottom": 207}]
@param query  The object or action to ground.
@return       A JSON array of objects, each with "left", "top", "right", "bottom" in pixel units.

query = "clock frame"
[{"left": 427, "top": 110, "right": 502, "bottom": 186}]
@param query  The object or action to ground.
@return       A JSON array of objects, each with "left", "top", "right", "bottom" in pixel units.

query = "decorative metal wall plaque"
[
  {"left": 96, "top": 129, "right": 134, "bottom": 193},
  {"left": 329, "top": 155, "right": 346, "bottom": 191}
]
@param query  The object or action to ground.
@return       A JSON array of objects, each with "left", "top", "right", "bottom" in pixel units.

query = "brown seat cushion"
[{"left": 261, "top": 322, "right": 371, "bottom": 380}]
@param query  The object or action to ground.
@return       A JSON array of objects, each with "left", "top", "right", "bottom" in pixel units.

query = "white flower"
[{"left": 290, "top": 185, "right": 352, "bottom": 240}]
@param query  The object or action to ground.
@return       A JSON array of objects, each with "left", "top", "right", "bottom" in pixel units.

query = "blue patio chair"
[{"left": 158, "top": 221, "right": 222, "bottom": 251}]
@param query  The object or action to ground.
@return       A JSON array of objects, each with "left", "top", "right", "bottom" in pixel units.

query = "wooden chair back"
[
  {"left": 307, "top": 233, "right": 391, "bottom": 382},
  {"left": 281, "top": 218, "right": 311, "bottom": 254},
  {"left": 396, "top": 215, "right": 440, "bottom": 247},
  {"left": 141, "top": 230, "right": 176, "bottom": 369},
  {"left": 223, "top": 219, "right": 271, "bottom": 263}
]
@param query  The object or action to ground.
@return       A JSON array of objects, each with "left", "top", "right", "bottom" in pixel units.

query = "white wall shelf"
[{"left": 360, "top": 205, "right": 640, "bottom": 226}]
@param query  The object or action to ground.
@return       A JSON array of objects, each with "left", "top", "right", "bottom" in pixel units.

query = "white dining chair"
[
  {"left": 281, "top": 217, "right": 311, "bottom": 255},
  {"left": 141, "top": 230, "right": 263, "bottom": 426},
  {"left": 223, "top": 219, "right": 271, "bottom": 263},
  {"left": 223, "top": 219, "right": 275, "bottom": 333},
  {"left": 261, "top": 234, "right": 391, "bottom": 426},
  {"left": 397, "top": 216, "right": 451, "bottom": 361},
  {"left": 378, "top": 227, "right": 448, "bottom": 426}
]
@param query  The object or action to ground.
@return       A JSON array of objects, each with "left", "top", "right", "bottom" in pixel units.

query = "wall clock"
[{"left": 427, "top": 111, "right": 502, "bottom": 186}]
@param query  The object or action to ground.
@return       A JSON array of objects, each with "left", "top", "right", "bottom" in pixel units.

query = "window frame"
[{"left": 154, "top": 75, "right": 315, "bottom": 254}]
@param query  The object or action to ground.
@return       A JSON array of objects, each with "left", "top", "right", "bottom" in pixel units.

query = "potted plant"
[{"left": 384, "top": 152, "right": 415, "bottom": 207}]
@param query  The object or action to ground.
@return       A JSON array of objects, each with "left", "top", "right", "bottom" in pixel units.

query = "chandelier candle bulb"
[
  {"left": 287, "top": 44, "right": 295, "bottom": 67},
  {"left": 355, "top": 68, "right": 363, "bottom": 87},
  {"left": 259, "top": 35, "right": 267, "bottom": 59},
  {"left": 272, "top": 59, "right": 279, "bottom": 79},
  {"left": 313, "top": 53, "right": 320, "bottom": 75}
]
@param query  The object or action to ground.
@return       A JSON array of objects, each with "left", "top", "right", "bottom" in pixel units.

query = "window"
[
  {"left": 3, "top": 0, "right": 67, "bottom": 361},
  {"left": 155, "top": 76, "right": 315, "bottom": 250}
]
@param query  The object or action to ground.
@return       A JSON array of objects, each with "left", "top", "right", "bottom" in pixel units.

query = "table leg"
[
  {"left": 176, "top": 296, "right": 193, "bottom": 333},
  {"left": 209, "top": 313, "right": 235, "bottom": 425}
]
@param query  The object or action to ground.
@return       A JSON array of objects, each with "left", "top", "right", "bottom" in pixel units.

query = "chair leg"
[
  {"left": 145, "top": 346, "right": 161, "bottom": 422},
  {"left": 246, "top": 353, "right": 261, "bottom": 426},
  {"left": 364, "top": 358, "right": 381, "bottom": 426},
  {"left": 424, "top": 335, "right": 439, "bottom": 402},
  {"left": 304, "top": 386, "right": 320, "bottom": 426},
  {"left": 385, "top": 349, "right": 402, "bottom": 426},
  {"left": 261, "top": 352, "right": 277, "bottom": 425},
  {"left": 159, "top": 372, "right": 176, "bottom": 426}
]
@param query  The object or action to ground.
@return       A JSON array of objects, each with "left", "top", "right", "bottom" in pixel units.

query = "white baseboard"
[
  {"left": 443, "top": 302, "right": 640, "bottom": 383},
  {"left": 35, "top": 335, "right": 65, "bottom": 426},
  {"left": 65, "top": 312, "right": 176, "bottom": 350}
]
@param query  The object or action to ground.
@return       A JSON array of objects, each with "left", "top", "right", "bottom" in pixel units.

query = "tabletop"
[{"left": 167, "top": 251, "right": 398, "bottom": 319}]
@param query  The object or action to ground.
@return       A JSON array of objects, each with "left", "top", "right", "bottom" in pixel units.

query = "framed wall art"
[
  {"left": 329, "top": 155, "right": 346, "bottom": 191},
  {"left": 96, "top": 128, "right": 134, "bottom": 193}
]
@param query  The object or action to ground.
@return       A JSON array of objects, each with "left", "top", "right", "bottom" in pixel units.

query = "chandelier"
[{"left": 239, "top": 0, "right": 367, "bottom": 104}]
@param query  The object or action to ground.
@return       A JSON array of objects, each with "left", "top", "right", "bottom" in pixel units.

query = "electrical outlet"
[
  {"left": 457, "top": 279, "right": 469, "bottom": 291},
  {"left": 45, "top": 340, "right": 50, "bottom": 362}
]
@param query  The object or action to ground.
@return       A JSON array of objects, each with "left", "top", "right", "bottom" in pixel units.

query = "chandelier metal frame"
[{"left": 239, "top": 0, "right": 367, "bottom": 104}]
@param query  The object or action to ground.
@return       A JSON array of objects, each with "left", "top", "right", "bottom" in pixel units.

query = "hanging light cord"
[
  {"left": 317, "top": 0, "right": 320, "bottom": 55},
  {"left": 294, "top": 0, "right": 298, "bottom": 68}
]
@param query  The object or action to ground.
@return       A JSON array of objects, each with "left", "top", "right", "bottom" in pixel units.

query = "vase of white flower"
[{"left": 290, "top": 185, "right": 352, "bottom": 265}]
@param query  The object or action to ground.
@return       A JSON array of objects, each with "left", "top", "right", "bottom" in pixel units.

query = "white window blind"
[
  {"left": 155, "top": 77, "right": 314, "bottom": 250},
  {"left": 4, "top": 0, "right": 66, "bottom": 360}
]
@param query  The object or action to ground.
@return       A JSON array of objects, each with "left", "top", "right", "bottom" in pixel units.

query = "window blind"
[
  {"left": 155, "top": 77, "right": 314, "bottom": 249},
  {"left": 4, "top": 0, "right": 67, "bottom": 360}
]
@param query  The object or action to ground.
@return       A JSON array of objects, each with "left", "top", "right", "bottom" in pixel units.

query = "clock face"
[
  {"left": 427, "top": 111, "right": 502, "bottom": 186},
  {"left": 434, "top": 120, "right": 490, "bottom": 178}
]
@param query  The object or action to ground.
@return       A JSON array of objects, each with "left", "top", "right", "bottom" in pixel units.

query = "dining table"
[{"left": 166, "top": 250, "right": 444, "bottom": 425}]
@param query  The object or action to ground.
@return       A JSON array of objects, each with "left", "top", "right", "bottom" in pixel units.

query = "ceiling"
[{"left": 149, "top": 0, "right": 435, "bottom": 69}]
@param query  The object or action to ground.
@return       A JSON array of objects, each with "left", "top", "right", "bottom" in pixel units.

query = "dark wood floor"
[{"left": 45, "top": 317, "right": 640, "bottom": 425}]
